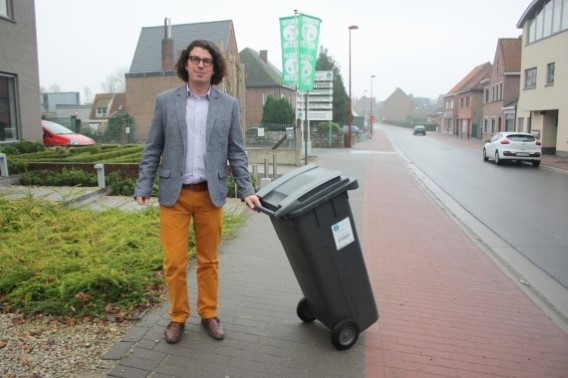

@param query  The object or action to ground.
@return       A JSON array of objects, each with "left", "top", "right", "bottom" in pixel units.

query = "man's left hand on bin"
[{"left": 244, "top": 194, "right": 261, "bottom": 210}]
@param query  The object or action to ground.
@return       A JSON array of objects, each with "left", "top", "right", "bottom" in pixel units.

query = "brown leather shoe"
[
  {"left": 164, "top": 321, "right": 185, "bottom": 344},
  {"left": 201, "top": 317, "right": 224, "bottom": 340}
]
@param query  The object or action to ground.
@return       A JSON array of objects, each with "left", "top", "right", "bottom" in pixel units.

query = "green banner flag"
[
  {"left": 297, "top": 14, "right": 321, "bottom": 91},
  {"left": 279, "top": 16, "right": 298, "bottom": 86},
  {"left": 280, "top": 13, "right": 321, "bottom": 90}
]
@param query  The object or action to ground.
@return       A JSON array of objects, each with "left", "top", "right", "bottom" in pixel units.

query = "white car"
[{"left": 483, "top": 132, "right": 541, "bottom": 167}]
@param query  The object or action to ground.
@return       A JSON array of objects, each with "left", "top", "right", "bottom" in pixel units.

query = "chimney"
[
  {"left": 260, "top": 50, "right": 268, "bottom": 64},
  {"left": 161, "top": 18, "right": 174, "bottom": 71}
]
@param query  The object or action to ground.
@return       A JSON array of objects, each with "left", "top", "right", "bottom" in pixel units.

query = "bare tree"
[
  {"left": 83, "top": 86, "right": 93, "bottom": 104},
  {"left": 48, "top": 84, "right": 61, "bottom": 92},
  {"left": 101, "top": 66, "right": 128, "bottom": 93}
]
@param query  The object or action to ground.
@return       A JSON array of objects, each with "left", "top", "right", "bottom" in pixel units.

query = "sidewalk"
[{"left": 103, "top": 129, "right": 568, "bottom": 377}]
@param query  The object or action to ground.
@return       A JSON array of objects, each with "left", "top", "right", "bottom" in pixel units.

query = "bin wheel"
[
  {"left": 296, "top": 298, "right": 316, "bottom": 323},
  {"left": 331, "top": 320, "right": 359, "bottom": 350}
]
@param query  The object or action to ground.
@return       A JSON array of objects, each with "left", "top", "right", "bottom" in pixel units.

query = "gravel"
[{"left": 0, "top": 312, "right": 133, "bottom": 377}]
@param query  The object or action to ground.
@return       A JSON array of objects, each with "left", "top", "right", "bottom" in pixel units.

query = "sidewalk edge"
[{"left": 393, "top": 141, "right": 568, "bottom": 334}]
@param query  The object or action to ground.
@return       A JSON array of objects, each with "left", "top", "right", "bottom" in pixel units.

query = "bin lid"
[{"left": 257, "top": 164, "right": 358, "bottom": 219}]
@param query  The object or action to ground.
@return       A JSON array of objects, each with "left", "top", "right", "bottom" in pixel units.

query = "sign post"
[{"left": 280, "top": 12, "right": 322, "bottom": 165}]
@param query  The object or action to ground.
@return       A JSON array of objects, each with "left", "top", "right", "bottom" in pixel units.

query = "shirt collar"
[{"left": 187, "top": 85, "right": 211, "bottom": 99}]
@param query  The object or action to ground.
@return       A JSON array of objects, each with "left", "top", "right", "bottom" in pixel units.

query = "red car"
[{"left": 42, "top": 120, "right": 95, "bottom": 146}]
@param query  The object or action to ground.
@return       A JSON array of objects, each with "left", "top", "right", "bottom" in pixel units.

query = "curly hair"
[{"left": 175, "top": 40, "right": 227, "bottom": 85}]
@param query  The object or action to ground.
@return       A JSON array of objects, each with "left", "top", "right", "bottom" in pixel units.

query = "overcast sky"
[{"left": 35, "top": 0, "right": 531, "bottom": 103}]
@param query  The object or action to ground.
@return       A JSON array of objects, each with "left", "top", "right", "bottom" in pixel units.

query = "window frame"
[
  {"left": 524, "top": 67, "right": 537, "bottom": 89},
  {"left": 0, "top": 73, "right": 20, "bottom": 142},
  {"left": 546, "top": 62, "right": 555, "bottom": 86},
  {"left": 0, "top": 0, "right": 13, "bottom": 20}
]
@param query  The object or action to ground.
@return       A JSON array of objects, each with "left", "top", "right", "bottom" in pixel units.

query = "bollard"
[
  {"left": 94, "top": 164, "right": 106, "bottom": 188},
  {"left": 260, "top": 177, "right": 272, "bottom": 190},
  {"left": 264, "top": 159, "right": 269, "bottom": 179},
  {"left": 0, "top": 153, "right": 8, "bottom": 177},
  {"left": 272, "top": 154, "right": 278, "bottom": 179}
]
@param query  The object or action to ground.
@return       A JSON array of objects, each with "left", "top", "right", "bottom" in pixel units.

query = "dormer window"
[{"left": 96, "top": 107, "right": 107, "bottom": 117}]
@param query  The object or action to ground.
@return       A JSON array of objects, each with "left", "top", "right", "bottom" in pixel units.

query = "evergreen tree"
[
  {"left": 317, "top": 47, "right": 349, "bottom": 125},
  {"left": 261, "top": 95, "right": 295, "bottom": 125}
]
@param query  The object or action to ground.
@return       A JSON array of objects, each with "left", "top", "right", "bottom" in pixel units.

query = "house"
[
  {"left": 443, "top": 62, "right": 492, "bottom": 138},
  {"left": 41, "top": 92, "right": 81, "bottom": 113},
  {"left": 516, "top": 0, "right": 568, "bottom": 157},
  {"left": 482, "top": 38, "right": 522, "bottom": 140},
  {"left": 88, "top": 93, "right": 127, "bottom": 133},
  {"left": 0, "top": 0, "right": 41, "bottom": 143},
  {"left": 381, "top": 88, "right": 415, "bottom": 123},
  {"left": 125, "top": 18, "right": 245, "bottom": 142},
  {"left": 239, "top": 48, "right": 295, "bottom": 128}
]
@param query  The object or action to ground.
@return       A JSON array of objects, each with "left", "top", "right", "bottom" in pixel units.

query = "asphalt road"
[{"left": 381, "top": 124, "right": 568, "bottom": 289}]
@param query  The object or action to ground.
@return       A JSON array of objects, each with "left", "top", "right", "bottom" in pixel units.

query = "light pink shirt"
[{"left": 183, "top": 87, "right": 210, "bottom": 184}]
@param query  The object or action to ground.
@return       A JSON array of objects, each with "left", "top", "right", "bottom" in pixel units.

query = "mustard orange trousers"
[{"left": 159, "top": 188, "right": 223, "bottom": 323}]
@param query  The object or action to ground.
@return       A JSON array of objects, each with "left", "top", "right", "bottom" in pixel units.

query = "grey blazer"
[{"left": 134, "top": 85, "right": 255, "bottom": 208}]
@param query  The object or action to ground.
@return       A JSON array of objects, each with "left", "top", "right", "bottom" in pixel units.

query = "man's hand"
[
  {"left": 243, "top": 194, "right": 261, "bottom": 210},
  {"left": 135, "top": 196, "right": 150, "bottom": 206}
]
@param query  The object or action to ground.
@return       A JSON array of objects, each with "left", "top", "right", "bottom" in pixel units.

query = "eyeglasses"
[{"left": 188, "top": 56, "right": 213, "bottom": 67}]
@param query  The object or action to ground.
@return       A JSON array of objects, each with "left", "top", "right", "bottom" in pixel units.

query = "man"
[{"left": 134, "top": 40, "right": 260, "bottom": 344}]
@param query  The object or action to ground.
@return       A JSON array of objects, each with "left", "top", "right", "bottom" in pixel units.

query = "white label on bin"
[{"left": 332, "top": 217, "right": 355, "bottom": 251}]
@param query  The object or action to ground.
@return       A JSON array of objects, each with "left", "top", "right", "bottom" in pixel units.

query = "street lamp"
[
  {"left": 370, "top": 74, "right": 375, "bottom": 135},
  {"left": 348, "top": 25, "right": 358, "bottom": 148}
]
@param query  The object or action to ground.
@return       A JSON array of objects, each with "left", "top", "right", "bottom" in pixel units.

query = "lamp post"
[
  {"left": 348, "top": 25, "right": 358, "bottom": 148},
  {"left": 370, "top": 74, "right": 375, "bottom": 135}
]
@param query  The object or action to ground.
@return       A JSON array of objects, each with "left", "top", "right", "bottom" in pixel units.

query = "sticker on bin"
[{"left": 332, "top": 217, "right": 355, "bottom": 251}]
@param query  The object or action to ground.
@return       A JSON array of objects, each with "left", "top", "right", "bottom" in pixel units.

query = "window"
[
  {"left": 465, "top": 97, "right": 470, "bottom": 107},
  {"left": 529, "top": 18, "right": 536, "bottom": 43},
  {"left": 528, "top": 0, "right": 568, "bottom": 43},
  {"left": 505, "top": 114, "right": 514, "bottom": 131},
  {"left": 484, "top": 88, "right": 489, "bottom": 103},
  {"left": 525, "top": 68, "right": 537, "bottom": 89},
  {"left": 563, "top": 0, "right": 568, "bottom": 29},
  {"left": 460, "top": 98, "right": 464, "bottom": 108},
  {"left": 547, "top": 62, "right": 555, "bottom": 85},
  {"left": 0, "top": 0, "right": 12, "bottom": 19},
  {"left": 518, "top": 117, "right": 524, "bottom": 132},
  {"left": 96, "top": 107, "right": 107, "bottom": 117},
  {"left": 484, "top": 117, "right": 488, "bottom": 132},
  {"left": 491, "top": 117, "right": 496, "bottom": 133},
  {"left": 0, "top": 74, "right": 19, "bottom": 142},
  {"left": 543, "top": 0, "right": 554, "bottom": 37},
  {"left": 536, "top": 8, "right": 544, "bottom": 40},
  {"left": 553, "top": 0, "right": 562, "bottom": 33}
]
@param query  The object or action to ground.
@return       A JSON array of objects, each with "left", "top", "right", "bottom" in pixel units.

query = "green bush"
[
  {"left": 315, "top": 121, "right": 341, "bottom": 135},
  {"left": 0, "top": 141, "right": 45, "bottom": 155},
  {"left": 19, "top": 168, "right": 98, "bottom": 187},
  {"left": 0, "top": 198, "right": 164, "bottom": 317}
]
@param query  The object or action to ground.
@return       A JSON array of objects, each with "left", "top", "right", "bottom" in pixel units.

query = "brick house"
[
  {"left": 125, "top": 19, "right": 245, "bottom": 142},
  {"left": 516, "top": 0, "right": 568, "bottom": 157},
  {"left": 88, "top": 93, "right": 127, "bottom": 133},
  {"left": 443, "top": 62, "right": 492, "bottom": 138},
  {"left": 482, "top": 38, "right": 522, "bottom": 140},
  {"left": 239, "top": 48, "right": 296, "bottom": 129},
  {"left": 0, "top": 0, "right": 41, "bottom": 143},
  {"left": 381, "top": 88, "right": 415, "bottom": 123}
]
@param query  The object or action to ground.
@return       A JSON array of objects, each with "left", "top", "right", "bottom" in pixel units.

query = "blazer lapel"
[
  {"left": 206, "top": 88, "right": 221, "bottom": 145},
  {"left": 175, "top": 85, "right": 188, "bottom": 150}
]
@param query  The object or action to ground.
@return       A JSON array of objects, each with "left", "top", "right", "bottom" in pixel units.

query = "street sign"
[{"left": 307, "top": 110, "right": 332, "bottom": 120}]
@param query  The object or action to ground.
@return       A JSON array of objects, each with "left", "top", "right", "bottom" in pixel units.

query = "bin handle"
[{"left": 254, "top": 205, "right": 276, "bottom": 217}]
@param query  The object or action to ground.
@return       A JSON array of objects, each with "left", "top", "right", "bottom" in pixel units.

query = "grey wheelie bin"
[{"left": 255, "top": 164, "right": 378, "bottom": 350}]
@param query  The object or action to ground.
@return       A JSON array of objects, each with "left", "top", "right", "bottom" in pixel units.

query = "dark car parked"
[{"left": 413, "top": 125, "right": 426, "bottom": 135}]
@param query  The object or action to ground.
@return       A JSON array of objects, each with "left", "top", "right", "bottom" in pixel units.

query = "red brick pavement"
[{"left": 360, "top": 129, "right": 568, "bottom": 377}]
